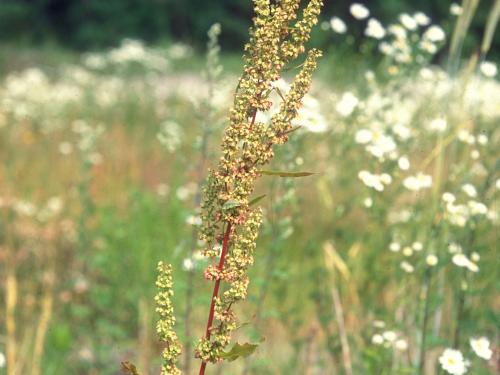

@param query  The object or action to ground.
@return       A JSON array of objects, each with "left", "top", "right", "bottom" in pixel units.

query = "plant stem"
[
  {"left": 417, "top": 267, "right": 432, "bottom": 375},
  {"left": 331, "top": 284, "right": 353, "bottom": 375},
  {"left": 6, "top": 271, "right": 17, "bottom": 375},
  {"left": 452, "top": 258, "right": 470, "bottom": 350},
  {"left": 199, "top": 222, "right": 233, "bottom": 375},
  {"left": 198, "top": 103, "right": 260, "bottom": 374}
]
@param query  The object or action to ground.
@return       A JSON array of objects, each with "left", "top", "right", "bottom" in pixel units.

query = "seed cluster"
[
  {"left": 197, "top": 0, "right": 323, "bottom": 363},
  {"left": 155, "top": 261, "right": 182, "bottom": 374}
]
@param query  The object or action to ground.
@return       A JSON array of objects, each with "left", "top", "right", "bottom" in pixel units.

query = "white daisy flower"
[
  {"left": 470, "top": 337, "right": 492, "bottom": 360},
  {"left": 336, "top": 92, "right": 359, "bottom": 117},
  {"left": 403, "top": 173, "right": 432, "bottom": 191},
  {"left": 412, "top": 241, "right": 423, "bottom": 251},
  {"left": 399, "top": 13, "right": 418, "bottom": 30},
  {"left": 186, "top": 215, "right": 202, "bottom": 226},
  {"left": 389, "top": 242, "right": 401, "bottom": 252},
  {"left": 452, "top": 253, "right": 469, "bottom": 267},
  {"left": 450, "top": 3, "right": 463, "bottom": 16},
  {"left": 400, "top": 261, "right": 414, "bottom": 273},
  {"left": 428, "top": 117, "right": 447, "bottom": 132},
  {"left": 365, "top": 18, "right": 386, "bottom": 39},
  {"left": 439, "top": 348, "right": 468, "bottom": 375},
  {"left": 470, "top": 252, "right": 480, "bottom": 262},
  {"left": 330, "top": 17, "right": 347, "bottom": 33},
  {"left": 402, "top": 246, "right": 413, "bottom": 257},
  {"left": 382, "top": 331, "right": 397, "bottom": 342},
  {"left": 442, "top": 192, "right": 456, "bottom": 203},
  {"left": 395, "top": 339, "right": 408, "bottom": 351},
  {"left": 398, "top": 156, "right": 410, "bottom": 170},
  {"left": 350, "top": 3, "right": 370, "bottom": 19},
  {"left": 479, "top": 61, "right": 498, "bottom": 78},
  {"left": 363, "top": 197, "right": 373, "bottom": 208},
  {"left": 424, "top": 25, "right": 446, "bottom": 43},
  {"left": 355, "top": 129, "right": 373, "bottom": 144},
  {"left": 461, "top": 184, "right": 477, "bottom": 198},
  {"left": 182, "top": 258, "right": 194, "bottom": 271},
  {"left": 372, "top": 334, "right": 384, "bottom": 344},
  {"left": 426, "top": 254, "right": 438, "bottom": 266},
  {"left": 414, "top": 12, "right": 431, "bottom": 26}
]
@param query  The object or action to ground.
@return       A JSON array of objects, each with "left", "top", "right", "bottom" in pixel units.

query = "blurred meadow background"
[{"left": 0, "top": 0, "right": 499, "bottom": 374}]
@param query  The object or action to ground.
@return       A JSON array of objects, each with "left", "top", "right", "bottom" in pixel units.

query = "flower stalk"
[
  {"left": 195, "top": 0, "right": 323, "bottom": 372},
  {"left": 155, "top": 262, "right": 182, "bottom": 374}
]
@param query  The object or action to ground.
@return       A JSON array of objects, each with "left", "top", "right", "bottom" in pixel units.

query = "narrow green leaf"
[
  {"left": 222, "top": 199, "right": 241, "bottom": 210},
  {"left": 259, "top": 170, "right": 315, "bottom": 178},
  {"left": 249, "top": 194, "right": 266, "bottom": 206},
  {"left": 220, "top": 342, "right": 260, "bottom": 361}
]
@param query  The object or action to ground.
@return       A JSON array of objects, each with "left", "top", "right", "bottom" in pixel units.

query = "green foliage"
[
  {"left": 259, "top": 170, "right": 315, "bottom": 177},
  {"left": 220, "top": 341, "right": 261, "bottom": 361},
  {"left": 0, "top": 0, "right": 498, "bottom": 57}
]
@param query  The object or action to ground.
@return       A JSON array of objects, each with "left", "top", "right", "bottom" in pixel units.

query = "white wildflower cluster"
[
  {"left": 375, "top": 13, "right": 444, "bottom": 65},
  {"left": 358, "top": 170, "right": 392, "bottom": 192},
  {"left": 448, "top": 242, "right": 480, "bottom": 273},
  {"left": 389, "top": 240, "right": 424, "bottom": 255},
  {"left": 175, "top": 182, "right": 198, "bottom": 202},
  {"left": 1, "top": 68, "right": 83, "bottom": 130},
  {"left": 294, "top": 95, "right": 328, "bottom": 133},
  {"left": 335, "top": 92, "right": 359, "bottom": 117},
  {"left": 256, "top": 78, "right": 327, "bottom": 133},
  {"left": 438, "top": 338, "right": 493, "bottom": 374},
  {"left": 1, "top": 196, "right": 64, "bottom": 223},
  {"left": 84, "top": 39, "right": 172, "bottom": 72},
  {"left": 72, "top": 120, "right": 104, "bottom": 165},
  {"left": 427, "top": 116, "right": 448, "bottom": 133},
  {"left": 182, "top": 250, "right": 206, "bottom": 272},
  {"left": 157, "top": 120, "right": 183, "bottom": 153},
  {"left": 389, "top": 240, "right": 437, "bottom": 272},
  {"left": 400, "top": 260, "right": 414, "bottom": 273},
  {"left": 371, "top": 325, "right": 408, "bottom": 351},
  {"left": 441, "top": 185, "right": 491, "bottom": 227},
  {"left": 365, "top": 18, "right": 385, "bottom": 39},
  {"left": 403, "top": 173, "right": 432, "bottom": 191},
  {"left": 451, "top": 253, "right": 479, "bottom": 273},
  {"left": 355, "top": 129, "right": 397, "bottom": 159},
  {"left": 167, "top": 43, "right": 193, "bottom": 60}
]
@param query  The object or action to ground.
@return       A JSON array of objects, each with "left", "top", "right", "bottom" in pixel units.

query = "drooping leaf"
[
  {"left": 249, "top": 194, "right": 266, "bottom": 206},
  {"left": 219, "top": 341, "right": 260, "bottom": 361},
  {"left": 222, "top": 199, "right": 241, "bottom": 210},
  {"left": 259, "top": 170, "right": 315, "bottom": 178},
  {"left": 121, "top": 361, "right": 141, "bottom": 375}
]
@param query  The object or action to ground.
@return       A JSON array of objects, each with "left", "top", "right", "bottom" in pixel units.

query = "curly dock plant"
[{"left": 151, "top": 0, "right": 323, "bottom": 374}]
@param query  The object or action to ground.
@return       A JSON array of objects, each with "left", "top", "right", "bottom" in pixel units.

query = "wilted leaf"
[
  {"left": 259, "top": 170, "right": 315, "bottom": 177},
  {"left": 121, "top": 361, "right": 141, "bottom": 375},
  {"left": 323, "top": 241, "right": 350, "bottom": 281},
  {"left": 220, "top": 341, "right": 260, "bottom": 361},
  {"left": 249, "top": 194, "right": 266, "bottom": 206}
]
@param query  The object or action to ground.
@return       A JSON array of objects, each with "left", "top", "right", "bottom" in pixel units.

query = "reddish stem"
[
  {"left": 249, "top": 107, "right": 258, "bottom": 132},
  {"left": 199, "top": 102, "right": 259, "bottom": 375},
  {"left": 205, "top": 223, "right": 232, "bottom": 339},
  {"left": 199, "top": 223, "right": 232, "bottom": 375}
]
